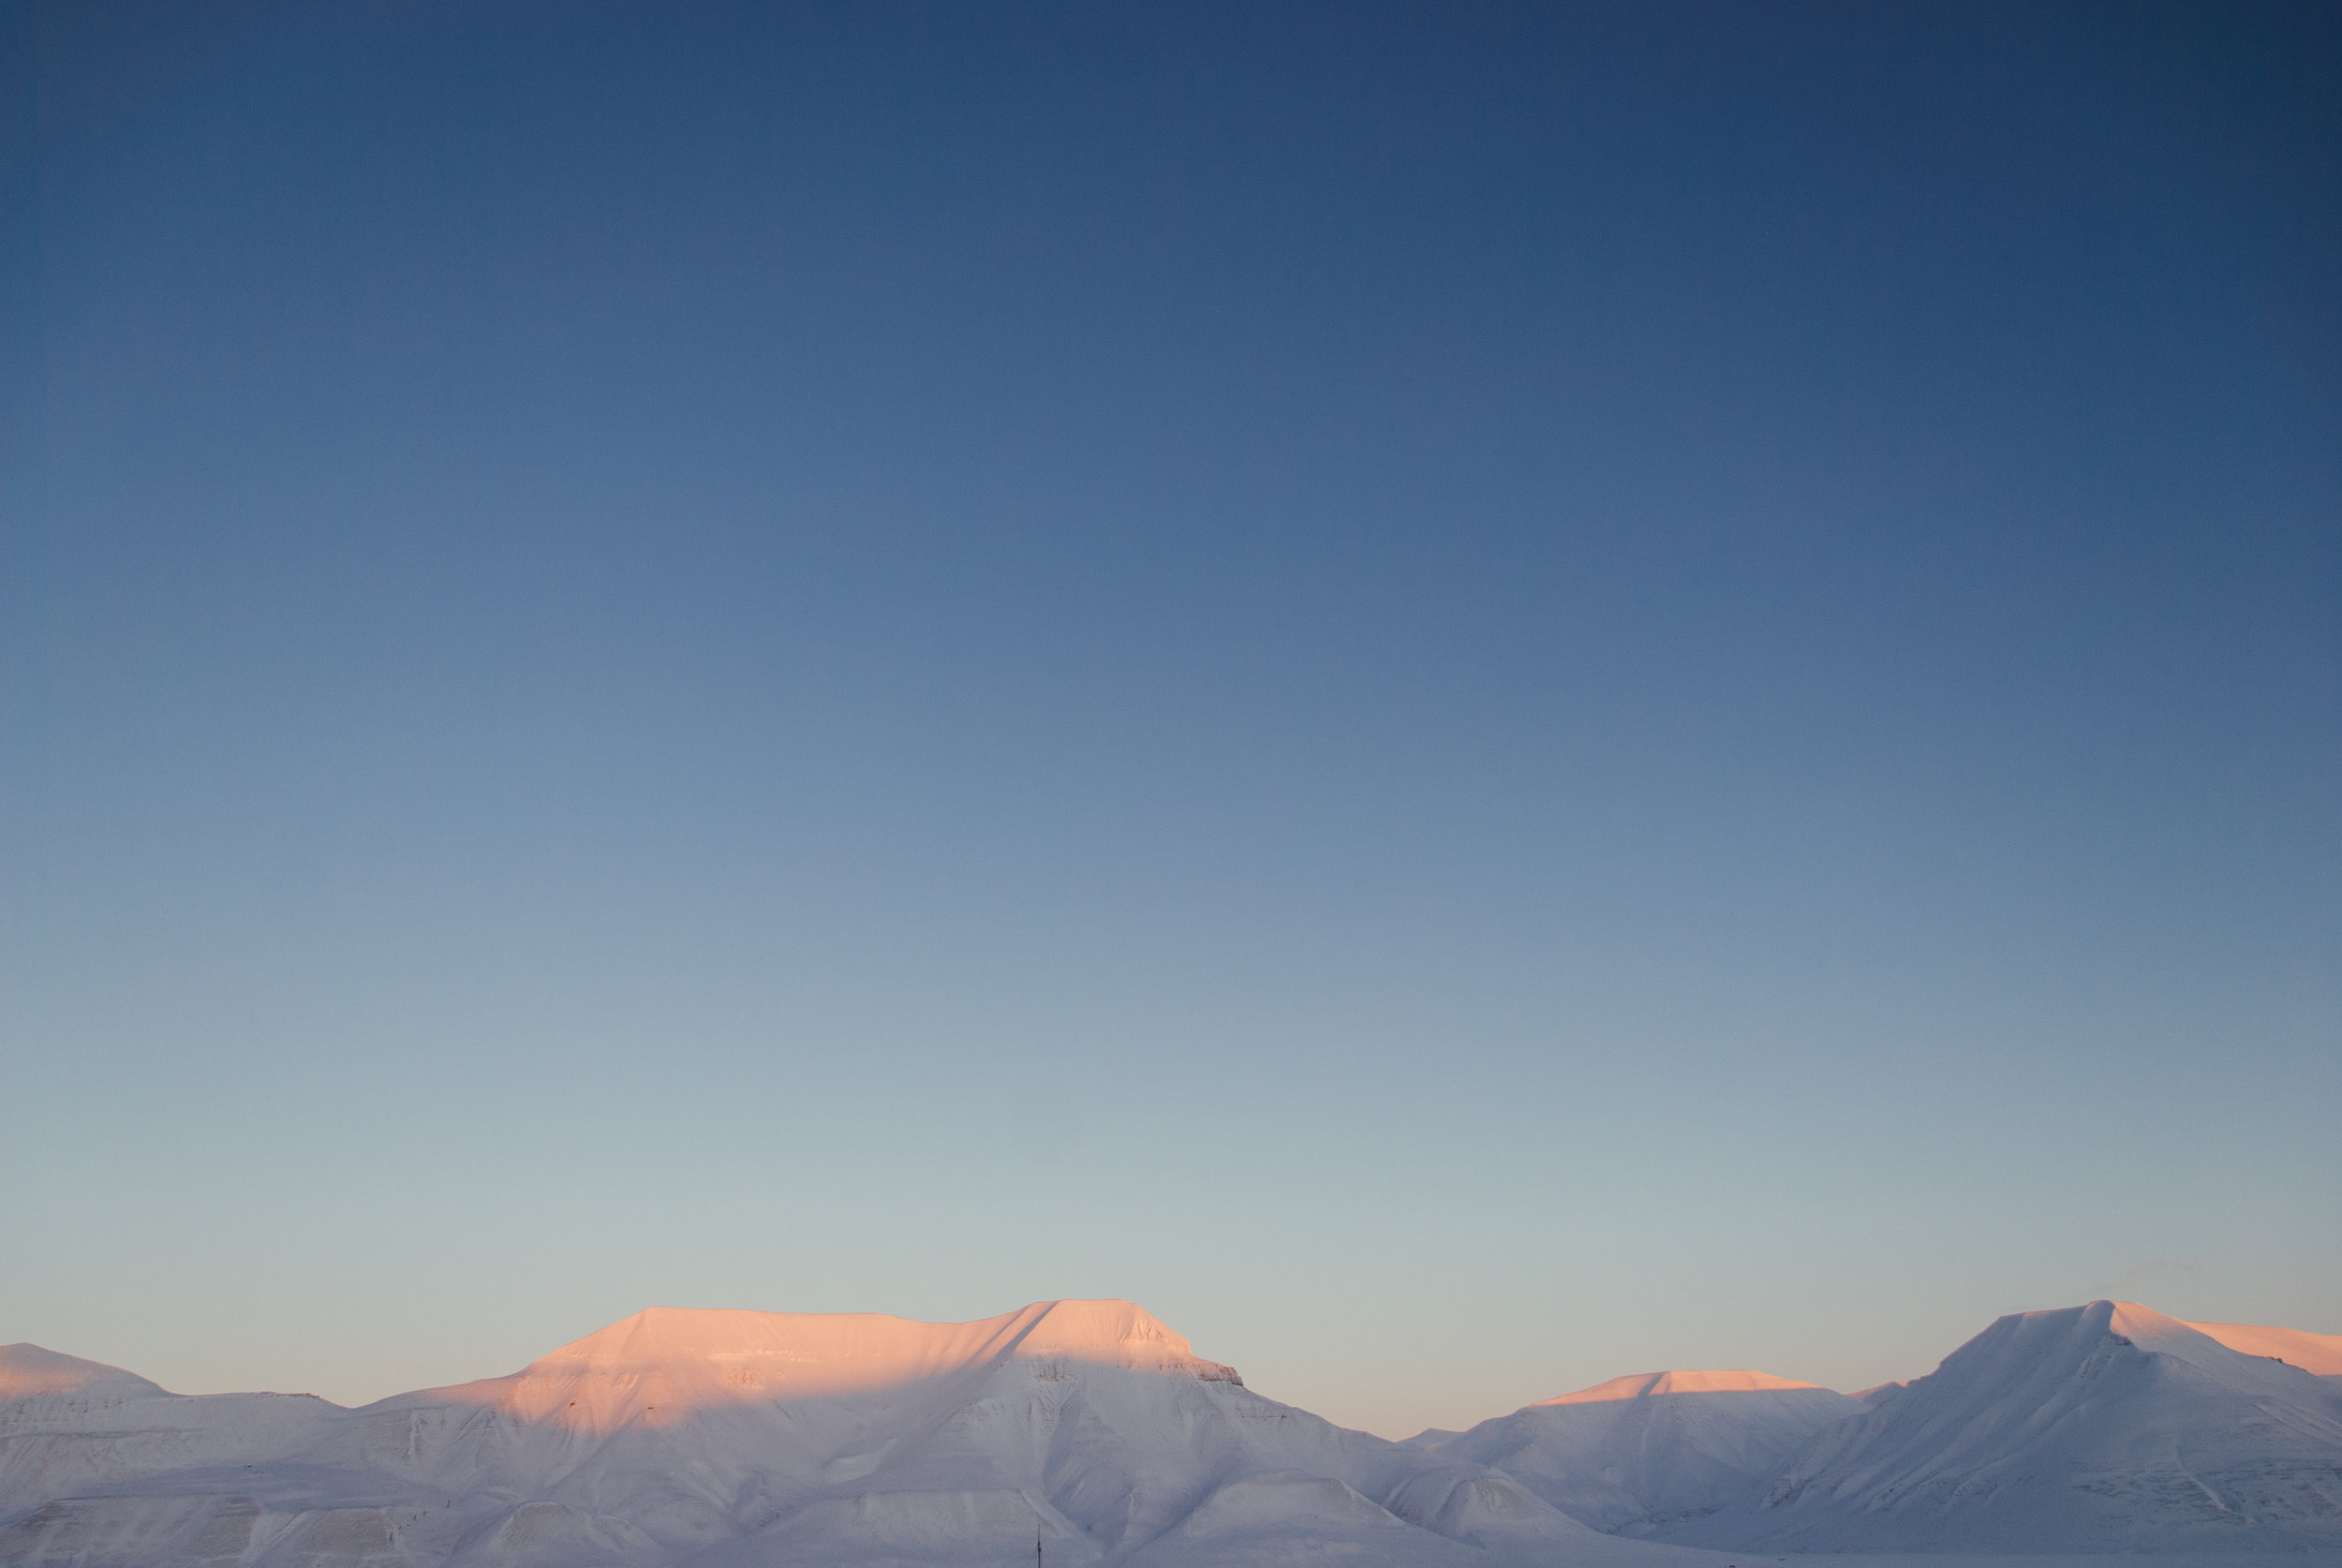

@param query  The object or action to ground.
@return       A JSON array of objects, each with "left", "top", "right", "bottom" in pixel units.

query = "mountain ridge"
[
  {"left": 1534, "top": 1368, "right": 1827, "bottom": 1406},
  {"left": 2184, "top": 1318, "right": 2342, "bottom": 1378},
  {"left": 381, "top": 1298, "right": 1242, "bottom": 1433},
  {"left": 1665, "top": 1299, "right": 2342, "bottom": 1552},
  {"left": 0, "top": 1300, "right": 1636, "bottom": 1568},
  {"left": 6, "top": 1297, "right": 2336, "bottom": 1565}
]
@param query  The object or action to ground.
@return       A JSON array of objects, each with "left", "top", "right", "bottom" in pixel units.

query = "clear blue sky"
[{"left": 2, "top": 0, "right": 2335, "bottom": 1439}]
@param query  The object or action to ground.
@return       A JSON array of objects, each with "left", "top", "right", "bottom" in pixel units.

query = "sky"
[{"left": 1, "top": 0, "right": 2336, "bottom": 1441}]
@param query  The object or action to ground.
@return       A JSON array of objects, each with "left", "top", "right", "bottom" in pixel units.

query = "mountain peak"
[
  {"left": 2073, "top": 1300, "right": 2293, "bottom": 1379},
  {"left": 1685, "top": 1297, "right": 2342, "bottom": 1552}
]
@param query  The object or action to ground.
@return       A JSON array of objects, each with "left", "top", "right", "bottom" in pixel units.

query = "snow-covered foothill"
[{"left": 1410, "top": 1368, "right": 1864, "bottom": 1535}]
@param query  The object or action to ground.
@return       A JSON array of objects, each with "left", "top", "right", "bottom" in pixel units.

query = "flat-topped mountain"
[
  {"left": 393, "top": 1299, "right": 1241, "bottom": 1432},
  {"left": 0, "top": 1301, "right": 1644, "bottom": 1568}
]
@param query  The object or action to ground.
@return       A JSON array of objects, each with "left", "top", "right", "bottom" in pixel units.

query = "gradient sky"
[{"left": 2, "top": 1, "right": 2336, "bottom": 1440}]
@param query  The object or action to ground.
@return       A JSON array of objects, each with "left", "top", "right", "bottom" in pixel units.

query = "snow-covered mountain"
[
  {"left": 1664, "top": 1300, "right": 2342, "bottom": 1553},
  {"left": 10, "top": 1297, "right": 2338, "bottom": 1565},
  {"left": 1407, "top": 1369, "right": 1863, "bottom": 1536},
  {"left": 0, "top": 1301, "right": 1691, "bottom": 1568}
]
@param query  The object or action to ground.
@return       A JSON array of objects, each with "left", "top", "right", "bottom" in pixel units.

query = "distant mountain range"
[
  {"left": 3, "top": 1297, "right": 2336, "bottom": 1566},
  {"left": 1416, "top": 1302, "right": 2342, "bottom": 1553}
]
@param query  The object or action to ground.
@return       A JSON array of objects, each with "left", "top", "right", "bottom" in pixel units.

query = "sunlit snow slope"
[
  {"left": 2185, "top": 1320, "right": 2342, "bottom": 1379},
  {"left": 0, "top": 1302, "right": 1685, "bottom": 1568},
  {"left": 1409, "top": 1369, "right": 1862, "bottom": 1535},
  {"left": 1665, "top": 1301, "right": 2342, "bottom": 1552}
]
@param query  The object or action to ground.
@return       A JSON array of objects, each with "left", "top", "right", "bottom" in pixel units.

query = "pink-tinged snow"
[
  {"left": 2185, "top": 1318, "right": 2342, "bottom": 1377},
  {"left": 0, "top": 1303, "right": 1676, "bottom": 1568},
  {"left": 1535, "top": 1369, "right": 1829, "bottom": 1406},
  {"left": 0, "top": 1345, "right": 164, "bottom": 1402},
  {"left": 413, "top": 1299, "right": 1240, "bottom": 1432}
]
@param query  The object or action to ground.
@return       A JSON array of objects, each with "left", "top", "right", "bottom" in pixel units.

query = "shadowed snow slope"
[
  {"left": 0, "top": 1343, "right": 343, "bottom": 1528},
  {"left": 0, "top": 1304, "right": 1697, "bottom": 1568},
  {"left": 1409, "top": 1369, "right": 1863, "bottom": 1535},
  {"left": 1666, "top": 1301, "right": 2342, "bottom": 1553}
]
